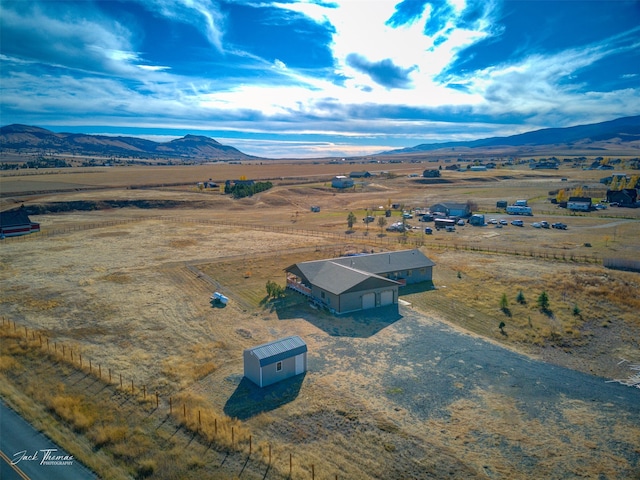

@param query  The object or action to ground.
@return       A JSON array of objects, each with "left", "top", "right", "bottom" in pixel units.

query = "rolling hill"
[
  {"left": 380, "top": 116, "right": 640, "bottom": 156},
  {"left": 0, "top": 125, "right": 255, "bottom": 162}
]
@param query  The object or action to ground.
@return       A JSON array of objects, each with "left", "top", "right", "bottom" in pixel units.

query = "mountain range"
[
  {"left": 0, "top": 124, "right": 254, "bottom": 161},
  {"left": 1, "top": 116, "right": 640, "bottom": 162},
  {"left": 381, "top": 115, "right": 640, "bottom": 156}
]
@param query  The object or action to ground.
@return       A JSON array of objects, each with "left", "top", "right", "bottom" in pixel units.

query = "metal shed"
[{"left": 243, "top": 336, "right": 307, "bottom": 388}]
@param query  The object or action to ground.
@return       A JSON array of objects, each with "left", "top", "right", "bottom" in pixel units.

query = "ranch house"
[
  {"left": 243, "top": 336, "right": 307, "bottom": 388},
  {"left": 285, "top": 249, "right": 435, "bottom": 315},
  {"left": 430, "top": 202, "right": 471, "bottom": 218}
]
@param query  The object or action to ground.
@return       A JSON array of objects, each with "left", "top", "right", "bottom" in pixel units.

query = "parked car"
[
  {"left": 499, "top": 219, "right": 508, "bottom": 225},
  {"left": 419, "top": 214, "right": 433, "bottom": 222},
  {"left": 595, "top": 204, "right": 607, "bottom": 210},
  {"left": 457, "top": 219, "right": 465, "bottom": 226},
  {"left": 363, "top": 216, "right": 375, "bottom": 223},
  {"left": 551, "top": 222, "right": 567, "bottom": 230},
  {"left": 540, "top": 221, "right": 550, "bottom": 229},
  {"left": 495, "top": 224, "right": 503, "bottom": 229},
  {"left": 402, "top": 212, "right": 413, "bottom": 219},
  {"left": 511, "top": 219, "right": 524, "bottom": 227},
  {"left": 489, "top": 218, "right": 497, "bottom": 224},
  {"left": 424, "top": 227, "right": 433, "bottom": 234},
  {"left": 532, "top": 222, "right": 541, "bottom": 228}
]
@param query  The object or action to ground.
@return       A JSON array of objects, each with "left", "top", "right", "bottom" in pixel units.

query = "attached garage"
[
  {"left": 362, "top": 292, "right": 375, "bottom": 309},
  {"left": 380, "top": 290, "right": 394, "bottom": 306}
]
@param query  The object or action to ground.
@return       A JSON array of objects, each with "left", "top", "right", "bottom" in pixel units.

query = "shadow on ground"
[
  {"left": 224, "top": 374, "right": 306, "bottom": 420},
  {"left": 275, "top": 298, "right": 402, "bottom": 338}
]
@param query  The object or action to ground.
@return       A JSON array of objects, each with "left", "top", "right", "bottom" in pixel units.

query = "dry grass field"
[{"left": 1, "top": 161, "right": 639, "bottom": 479}]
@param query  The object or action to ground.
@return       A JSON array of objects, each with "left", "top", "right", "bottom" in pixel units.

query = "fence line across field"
[{"left": 0, "top": 316, "right": 341, "bottom": 479}]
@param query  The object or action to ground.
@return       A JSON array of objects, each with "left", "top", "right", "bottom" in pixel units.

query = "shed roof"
[{"left": 246, "top": 336, "right": 307, "bottom": 367}]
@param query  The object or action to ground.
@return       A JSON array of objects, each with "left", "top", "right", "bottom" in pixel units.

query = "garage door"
[
  {"left": 362, "top": 293, "right": 375, "bottom": 309},
  {"left": 380, "top": 290, "right": 394, "bottom": 306}
]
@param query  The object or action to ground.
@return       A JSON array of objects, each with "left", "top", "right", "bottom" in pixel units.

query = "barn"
[
  {"left": 243, "top": 336, "right": 307, "bottom": 388},
  {"left": 331, "top": 176, "right": 354, "bottom": 188},
  {"left": 285, "top": 249, "right": 435, "bottom": 315},
  {"left": 0, "top": 208, "right": 40, "bottom": 238}
]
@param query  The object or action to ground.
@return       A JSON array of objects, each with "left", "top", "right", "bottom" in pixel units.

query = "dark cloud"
[{"left": 346, "top": 53, "right": 415, "bottom": 89}]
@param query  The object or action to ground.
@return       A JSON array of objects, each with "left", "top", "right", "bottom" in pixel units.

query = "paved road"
[{"left": 0, "top": 401, "right": 97, "bottom": 480}]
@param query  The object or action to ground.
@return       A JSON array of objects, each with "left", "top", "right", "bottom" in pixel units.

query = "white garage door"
[
  {"left": 380, "top": 290, "right": 394, "bottom": 306},
  {"left": 362, "top": 293, "right": 376, "bottom": 309}
]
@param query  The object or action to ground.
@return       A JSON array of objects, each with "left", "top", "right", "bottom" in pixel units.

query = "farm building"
[
  {"left": 607, "top": 188, "right": 637, "bottom": 207},
  {"left": 332, "top": 176, "right": 354, "bottom": 188},
  {"left": 349, "top": 171, "right": 372, "bottom": 178},
  {"left": 243, "top": 336, "right": 307, "bottom": 388},
  {"left": 429, "top": 202, "right": 471, "bottom": 218},
  {"left": 285, "top": 249, "right": 435, "bottom": 315},
  {"left": 567, "top": 196, "right": 592, "bottom": 211},
  {"left": 0, "top": 208, "right": 40, "bottom": 237}
]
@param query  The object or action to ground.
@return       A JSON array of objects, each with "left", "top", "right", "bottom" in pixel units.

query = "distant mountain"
[
  {"left": 0, "top": 125, "right": 256, "bottom": 161},
  {"left": 380, "top": 116, "right": 640, "bottom": 155}
]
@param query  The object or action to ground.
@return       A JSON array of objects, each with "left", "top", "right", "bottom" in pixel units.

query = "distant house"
[
  {"left": 243, "top": 336, "right": 307, "bottom": 388},
  {"left": 607, "top": 188, "right": 637, "bottom": 207},
  {"left": 285, "top": 249, "right": 435, "bottom": 315},
  {"left": 469, "top": 165, "right": 487, "bottom": 171},
  {"left": 567, "top": 196, "right": 592, "bottom": 212},
  {"left": 349, "top": 171, "right": 372, "bottom": 178},
  {"left": 331, "top": 176, "right": 354, "bottom": 188},
  {"left": 0, "top": 208, "right": 40, "bottom": 237},
  {"left": 444, "top": 164, "right": 459, "bottom": 171},
  {"left": 531, "top": 161, "right": 559, "bottom": 170},
  {"left": 429, "top": 202, "right": 471, "bottom": 218},
  {"left": 422, "top": 169, "right": 440, "bottom": 178}
]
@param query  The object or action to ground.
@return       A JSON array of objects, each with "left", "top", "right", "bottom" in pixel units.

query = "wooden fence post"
[
  {"left": 71, "top": 349, "right": 73, "bottom": 362},
  {"left": 79, "top": 353, "right": 82, "bottom": 368},
  {"left": 98, "top": 364, "right": 101, "bottom": 379},
  {"left": 156, "top": 392, "right": 159, "bottom": 409},
  {"left": 169, "top": 397, "right": 172, "bottom": 415},
  {"left": 143, "top": 385, "right": 146, "bottom": 400},
  {"left": 120, "top": 373, "right": 123, "bottom": 388},
  {"left": 249, "top": 435, "right": 252, "bottom": 455},
  {"left": 131, "top": 379, "right": 134, "bottom": 395},
  {"left": 183, "top": 403, "right": 186, "bottom": 419}
]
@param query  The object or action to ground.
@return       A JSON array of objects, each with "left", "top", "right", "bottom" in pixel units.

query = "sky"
[{"left": 1, "top": 0, "right": 639, "bottom": 159}]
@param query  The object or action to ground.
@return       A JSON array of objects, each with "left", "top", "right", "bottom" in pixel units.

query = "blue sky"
[{"left": 1, "top": 0, "right": 639, "bottom": 158}]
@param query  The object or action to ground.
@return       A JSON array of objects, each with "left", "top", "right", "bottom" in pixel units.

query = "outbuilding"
[
  {"left": 331, "top": 175, "right": 354, "bottom": 188},
  {"left": 0, "top": 208, "right": 40, "bottom": 237},
  {"left": 243, "top": 336, "right": 307, "bottom": 388}
]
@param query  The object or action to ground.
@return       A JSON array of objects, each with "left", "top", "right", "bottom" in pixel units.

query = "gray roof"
[
  {"left": 246, "top": 335, "right": 307, "bottom": 367},
  {"left": 330, "top": 249, "right": 435, "bottom": 274},
  {"left": 285, "top": 249, "right": 434, "bottom": 294},
  {"left": 298, "top": 262, "right": 399, "bottom": 295},
  {"left": 0, "top": 209, "right": 33, "bottom": 228}
]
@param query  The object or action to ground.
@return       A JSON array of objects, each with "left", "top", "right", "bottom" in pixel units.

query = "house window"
[
  {"left": 420, "top": 268, "right": 426, "bottom": 274},
  {"left": 407, "top": 270, "right": 412, "bottom": 276},
  {"left": 321, "top": 291, "right": 325, "bottom": 299},
  {"left": 276, "top": 361, "right": 282, "bottom": 372}
]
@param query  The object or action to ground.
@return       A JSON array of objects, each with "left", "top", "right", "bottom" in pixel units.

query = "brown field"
[{"left": 1, "top": 161, "right": 639, "bottom": 479}]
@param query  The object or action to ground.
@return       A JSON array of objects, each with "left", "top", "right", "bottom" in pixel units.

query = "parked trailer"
[
  {"left": 506, "top": 205, "right": 533, "bottom": 216},
  {"left": 434, "top": 218, "right": 456, "bottom": 230}
]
